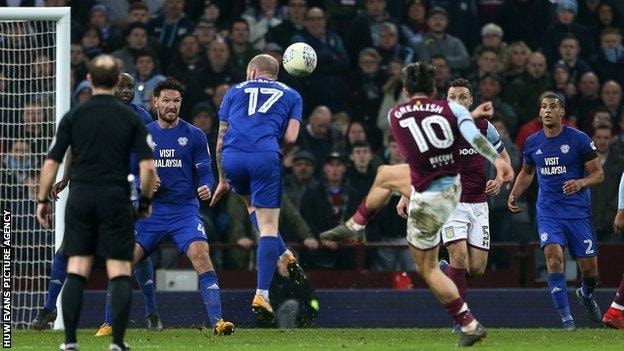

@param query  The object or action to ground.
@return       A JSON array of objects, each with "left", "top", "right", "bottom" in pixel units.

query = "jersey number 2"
[
  {"left": 399, "top": 115, "right": 454, "bottom": 152},
  {"left": 244, "top": 87, "right": 283, "bottom": 115}
]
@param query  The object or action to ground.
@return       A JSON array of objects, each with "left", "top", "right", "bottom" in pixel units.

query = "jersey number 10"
[
  {"left": 244, "top": 87, "right": 284, "bottom": 115},
  {"left": 399, "top": 115, "right": 454, "bottom": 152}
]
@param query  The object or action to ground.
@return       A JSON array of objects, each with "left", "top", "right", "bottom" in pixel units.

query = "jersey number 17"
[{"left": 244, "top": 87, "right": 283, "bottom": 116}]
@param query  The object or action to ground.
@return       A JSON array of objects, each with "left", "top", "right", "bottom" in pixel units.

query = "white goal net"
[{"left": 0, "top": 8, "right": 70, "bottom": 329}]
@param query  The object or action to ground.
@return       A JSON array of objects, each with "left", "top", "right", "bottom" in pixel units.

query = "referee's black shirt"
[{"left": 47, "top": 94, "right": 153, "bottom": 187}]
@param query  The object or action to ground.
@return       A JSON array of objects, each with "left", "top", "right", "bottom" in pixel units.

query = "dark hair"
[
  {"left": 592, "top": 124, "right": 613, "bottom": 135},
  {"left": 540, "top": 92, "right": 565, "bottom": 108},
  {"left": 600, "top": 26, "right": 622, "bottom": 38},
  {"left": 133, "top": 48, "right": 157, "bottom": 64},
  {"left": 449, "top": 78, "right": 473, "bottom": 96},
  {"left": 88, "top": 54, "right": 119, "bottom": 88},
  {"left": 153, "top": 77, "right": 185, "bottom": 97},
  {"left": 230, "top": 18, "right": 249, "bottom": 32},
  {"left": 402, "top": 62, "right": 435, "bottom": 96},
  {"left": 430, "top": 54, "right": 447, "bottom": 64},
  {"left": 124, "top": 22, "right": 148, "bottom": 38},
  {"left": 350, "top": 140, "right": 371, "bottom": 151}
]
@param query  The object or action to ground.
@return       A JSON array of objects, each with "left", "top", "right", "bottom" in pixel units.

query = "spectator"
[
  {"left": 88, "top": 4, "right": 122, "bottom": 52},
  {"left": 210, "top": 83, "right": 229, "bottom": 113},
  {"left": 267, "top": 0, "right": 307, "bottom": 50},
  {"left": 501, "top": 41, "right": 532, "bottom": 84},
  {"left": 499, "top": 0, "right": 555, "bottom": 51},
  {"left": 284, "top": 150, "right": 319, "bottom": 209},
  {"left": 72, "top": 79, "right": 92, "bottom": 106},
  {"left": 167, "top": 34, "right": 206, "bottom": 117},
  {"left": 552, "top": 62, "right": 578, "bottom": 116},
  {"left": 297, "top": 105, "right": 340, "bottom": 175},
  {"left": 346, "top": 47, "right": 386, "bottom": 149},
  {"left": 590, "top": 125, "right": 624, "bottom": 242},
  {"left": 556, "top": 34, "right": 592, "bottom": 84},
  {"left": 70, "top": 43, "right": 88, "bottom": 91},
  {"left": 347, "top": 0, "right": 397, "bottom": 67},
  {"left": 190, "top": 102, "right": 218, "bottom": 156},
  {"left": 131, "top": 50, "right": 166, "bottom": 111},
  {"left": 376, "top": 22, "right": 413, "bottom": 70},
  {"left": 616, "top": 110, "right": 624, "bottom": 147},
  {"left": 573, "top": 71, "right": 603, "bottom": 130},
  {"left": 148, "top": 0, "right": 194, "bottom": 50},
  {"left": 542, "top": 0, "right": 595, "bottom": 64},
  {"left": 200, "top": 39, "right": 241, "bottom": 99},
  {"left": 473, "top": 23, "right": 507, "bottom": 61},
  {"left": 194, "top": 17, "right": 218, "bottom": 52},
  {"left": 242, "top": 0, "right": 285, "bottom": 50},
  {"left": 2, "top": 140, "right": 32, "bottom": 183},
  {"left": 401, "top": 0, "right": 428, "bottom": 50},
  {"left": 112, "top": 22, "right": 151, "bottom": 75},
  {"left": 299, "top": 152, "right": 360, "bottom": 269},
  {"left": 589, "top": 2, "right": 623, "bottom": 48},
  {"left": 505, "top": 52, "right": 551, "bottom": 131},
  {"left": 430, "top": 54, "right": 452, "bottom": 99},
  {"left": 487, "top": 115, "right": 520, "bottom": 243},
  {"left": 345, "top": 141, "right": 378, "bottom": 203},
  {"left": 377, "top": 58, "right": 406, "bottom": 138},
  {"left": 592, "top": 27, "right": 624, "bottom": 88},
  {"left": 577, "top": 0, "right": 602, "bottom": 28},
  {"left": 476, "top": 73, "right": 517, "bottom": 135},
  {"left": 467, "top": 48, "right": 502, "bottom": 89},
  {"left": 21, "top": 99, "right": 52, "bottom": 157},
  {"left": 429, "top": 0, "right": 480, "bottom": 52},
  {"left": 125, "top": 2, "right": 150, "bottom": 25},
  {"left": 257, "top": 259, "right": 318, "bottom": 328},
  {"left": 589, "top": 108, "right": 613, "bottom": 133},
  {"left": 80, "top": 24, "right": 104, "bottom": 59},
  {"left": 332, "top": 111, "right": 351, "bottom": 139},
  {"left": 600, "top": 80, "right": 624, "bottom": 123},
  {"left": 292, "top": 7, "right": 349, "bottom": 115},
  {"left": 227, "top": 18, "right": 261, "bottom": 79},
  {"left": 415, "top": 7, "right": 470, "bottom": 73}
]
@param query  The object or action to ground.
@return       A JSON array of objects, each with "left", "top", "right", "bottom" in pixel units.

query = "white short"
[
  {"left": 406, "top": 176, "right": 461, "bottom": 250},
  {"left": 439, "top": 202, "right": 490, "bottom": 251}
]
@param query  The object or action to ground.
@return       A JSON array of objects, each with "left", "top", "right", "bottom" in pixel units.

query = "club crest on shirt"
[
  {"left": 444, "top": 227, "right": 455, "bottom": 239},
  {"left": 178, "top": 137, "right": 188, "bottom": 146},
  {"left": 560, "top": 144, "right": 570, "bottom": 154},
  {"left": 540, "top": 232, "right": 549, "bottom": 242}
]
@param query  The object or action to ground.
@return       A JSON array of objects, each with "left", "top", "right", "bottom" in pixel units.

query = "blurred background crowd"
[{"left": 1, "top": 0, "right": 624, "bottom": 272}]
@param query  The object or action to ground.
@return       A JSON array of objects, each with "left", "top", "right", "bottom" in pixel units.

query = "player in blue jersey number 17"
[
  {"left": 210, "top": 54, "right": 305, "bottom": 324},
  {"left": 508, "top": 93, "right": 605, "bottom": 330}
]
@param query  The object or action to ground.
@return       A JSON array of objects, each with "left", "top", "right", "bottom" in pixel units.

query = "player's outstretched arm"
[
  {"left": 563, "top": 158, "right": 604, "bottom": 196},
  {"left": 470, "top": 101, "right": 493, "bottom": 119},
  {"left": 507, "top": 163, "right": 535, "bottom": 213},
  {"left": 614, "top": 173, "right": 624, "bottom": 236},
  {"left": 211, "top": 121, "right": 231, "bottom": 207}
]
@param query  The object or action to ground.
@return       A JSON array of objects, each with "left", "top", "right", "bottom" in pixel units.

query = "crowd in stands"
[{"left": 2, "top": 0, "right": 624, "bottom": 271}]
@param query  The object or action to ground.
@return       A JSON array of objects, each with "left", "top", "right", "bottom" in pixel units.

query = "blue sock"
[
  {"left": 198, "top": 271, "right": 222, "bottom": 327},
  {"left": 548, "top": 272, "right": 572, "bottom": 322},
  {"left": 249, "top": 211, "right": 287, "bottom": 256},
  {"left": 104, "top": 282, "right": 113, "bottom": 324},
  {"left": 581, "top": 275, "right": 597, "bottom": 298},
  {"left": 44, "top": 250, "right": 68, "bottom": 311},
  {"left": 256, "top": 236, "right": 280, "bottom": 291},
  {"left": 134, "top": 257, "right": 157, "bottom": 317}
]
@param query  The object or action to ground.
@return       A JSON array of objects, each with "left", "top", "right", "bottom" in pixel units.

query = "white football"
[{"left": 282, "top": 42, "right": 317, "bottom": 77}]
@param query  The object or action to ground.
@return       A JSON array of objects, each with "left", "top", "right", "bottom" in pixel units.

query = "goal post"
[{"left": 0, "top": 7, "right": 70, "bottom": 329}]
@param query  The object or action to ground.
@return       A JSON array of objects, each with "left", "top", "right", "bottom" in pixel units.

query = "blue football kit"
[{"left": 523, "top": 125, "right": 598, "bottom": 257}]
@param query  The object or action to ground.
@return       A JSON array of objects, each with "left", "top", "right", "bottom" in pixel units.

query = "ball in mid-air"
[{"left": 282, "top": 42, "right": 317, "bottom": 77}]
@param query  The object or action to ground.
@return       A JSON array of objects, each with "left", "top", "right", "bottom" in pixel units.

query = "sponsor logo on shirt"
[
  {"left": 178, "top": 137, "right": 188, "bottom": 146},
  {"left": 560, "top": 144, "right": 570, "bottom": 154}
]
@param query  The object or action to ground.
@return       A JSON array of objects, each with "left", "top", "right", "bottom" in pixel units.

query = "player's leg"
[
  {"left": 465, "top": 203, "right": 490, "bottom": 278},
  {"left": 320, "top": 164, "right": 410, "bottom": 242},
  {"left": 30, "top": 248, "right": 67, "bottom": 330},
  {"left": 99, "top": 189, "right": 138, "bottom": 351},
  {"left": 603, "top": 273, "right": 624, "bottom": 329},
  {"left": 439, "top": 216, "right": 470, "bottom": 302},
  {"left": 133, "top": 256, "right": 161, "bottom": 329},
  {"left": 99, "top": 243, "right": 145, "bottom": 337},
  {"left": 252, "top": 206, "right": 281, "bottom": 322},
  {"left": 248, "top": 203, "right": 307, "bottom": 284},
  {"left": 543, "top": 243, "right": 575, "bottom": 330}
]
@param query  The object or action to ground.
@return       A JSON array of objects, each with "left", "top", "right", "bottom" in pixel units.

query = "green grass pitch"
[{"left": 11, "top": 328, "right": 624, "bottom": 350}]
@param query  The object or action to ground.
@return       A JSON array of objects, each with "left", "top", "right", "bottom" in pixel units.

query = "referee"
[{"left": 36, "top": 55, "right": 156, "bottom": 351}]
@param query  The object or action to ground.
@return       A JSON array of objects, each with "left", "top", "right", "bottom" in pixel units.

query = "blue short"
[
  {"left": 536, "top": 217, "right": 598, "bottom": 258},
  {"left": 222, "top": 150, "right": 282, "bottom": 208},
  {"left": 135, "top": 203, "right": 208, "bottom": 256}
]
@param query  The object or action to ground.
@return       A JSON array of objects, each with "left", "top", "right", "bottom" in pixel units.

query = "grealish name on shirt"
[
  {"left": 393, "top": 103, "right": 444, "bottom": 119},
  {"left": 155, "top": 149, "right": 182, "bottom": 168},
  {"left": 540, "top": 156, "right": 567, "bottom": 175}
]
